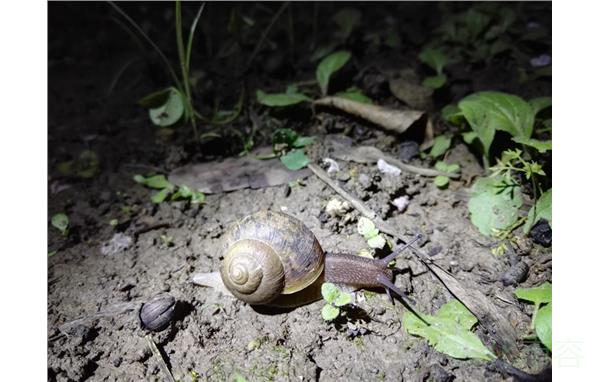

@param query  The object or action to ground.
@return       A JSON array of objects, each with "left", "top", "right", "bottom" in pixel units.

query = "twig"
[
  {"left": 145, "top": 334, "right": 177, "bottom": 382},
  {"left": 58, "top": 302, "right": 140, "bottom": 334},
  {"left": 308, "top": 163, "right": 375, "bottom": 220},
  {"left": 381, "top": 155, "right": 461, "bottom": 179},
  {"left": 245, "top": 2, "right": 290, "bottom": 71}
]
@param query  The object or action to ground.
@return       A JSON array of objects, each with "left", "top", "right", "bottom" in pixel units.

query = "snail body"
[{"left": 193, "top": 210, "right": 418, "bottom": 307}]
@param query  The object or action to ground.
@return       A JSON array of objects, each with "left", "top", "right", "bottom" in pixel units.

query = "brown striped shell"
[{"left": 220, "top": 210, "right": 325, "bottom": 305}]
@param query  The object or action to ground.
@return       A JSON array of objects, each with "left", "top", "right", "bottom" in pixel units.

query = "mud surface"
[{"left": 48, "top": 3, "right": 551, "bottom": 381}]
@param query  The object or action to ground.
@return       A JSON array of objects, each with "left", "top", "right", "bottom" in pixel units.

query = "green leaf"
[
  {"left": 422, "top": 74, "right": 447, "bottom": 90},
  {"left": 403, "top": 300, "right": 496, "bottom": 361},
  {"left": 233, "top": 374, "right": 249, "bottom": 382},
  {"left": 333, "top": 8, "right": 362, "bottom": 39},
  {"left": 367, "top": 234, "right": 386, "bottom": 249},
  {"left": 512, "top": 137, "right": 552, "bottom": 153},
  {"left": 434, "top": 176, "right": 450, "bottom": 188},
  {"left": 272, "top": 128, "right": 299, "bottom": 148},
  {"left": 429, "top": 135, "right": 452, "bottom": 157},
  {"left": 280, "top": 149, "right": 310, "bottom": 170},
  {"left": 462, "top": 131, "right": 478, "bottom": 144},
  {"left": 458, "top": 91, "right": 535, "bottom": 156},
  {"left": 357, "top": 217, "right": 378, "bottom": 239},
  {"left": 316, "top": 51, "right": 351, "bottom": 95},
  {"left": 418, "top": 48, "right": 448, "bottom": 74},
  {"left": 321, "top": 304, "right": 340, "bottom": 321},
  {"left": 529, "top": 97, "right": 552, "bottom": 116},
  {"left": 436, "top": 300, "right": 478, "bottom": 330},
  {"left": 48, "top": 250, "right": 57, "bottom": 257},
  {"left": 190, "top": 191, "right": 206, "bottom": 204},
  {"left": 138, "top": 88, "right": 173, "bottom": 108},
  {"left": 334, "top": 291, "right": 353, "bottom": 307},
  {"left": 51, "top": 213, "right": 69, "bottom": 234},
  {"left": 321, "top": 282, "right": 340, "bottom": 303},
  {"left": 434, "top": 161, "right": 459, "bottom": 174},
  {"left": 335, "top": 87, "right": 374, "bottom": 104},
  {"left": 76, "top": 150, "right": 100, "bottom": 179},
  {"left": 293, "top": 136, "right": 316, "bottom": 148},
  {"left": 256, "top": 90, "right": 311, "bottom": 107},
  {"left": 523, "top": 188, "right": 552, "bottom": 233},
  {"left": 148, "top": 87, "right": 185, "bottom": 127},
  {"left": 468, "top": 176, "right": 523, "bottom": 236},
  {"left": 441, "top": 104, "right": 464, "bottom": 125},
  {"left": 151, "top": 188, "right": 171, "bottom": 204},
  {"left": 515, "top": 282, "right": 552, "bottom": 307},
  {"left": 535, "top": 302, "right": 552, "bottom": 351},
  {"left": 134, "top": 174, "right": 173, "bottom": 189}
]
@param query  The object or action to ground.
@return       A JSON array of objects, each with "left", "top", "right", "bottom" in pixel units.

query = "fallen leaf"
[
  {"left": 169, "top": 147, "right": 311, "bottom": 193},
  {"left": 314, "top": 96, "right": 424, "bottom": 135}
]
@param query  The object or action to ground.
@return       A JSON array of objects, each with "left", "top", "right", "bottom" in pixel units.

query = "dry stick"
[
  {"left": 382, "top": 155, "right": 461, "bottom": 179},
  {"left": 308, "top": 163, "right": 519, "bottom": 358},
  {"left": 245, "top": 2, "right": 290, "bottom": 72},
  {"left": 145, "top": 334, "right": 177, "bottom": 382}
]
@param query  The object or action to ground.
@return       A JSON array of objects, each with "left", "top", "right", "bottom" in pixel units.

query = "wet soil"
[{"left": 48, "top": 3, "right": 551, "bottom": 381}]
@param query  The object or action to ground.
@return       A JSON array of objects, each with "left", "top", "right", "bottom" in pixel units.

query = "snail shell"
[{"left": 220, "top": 210, "right": 325, "bottom": 305}]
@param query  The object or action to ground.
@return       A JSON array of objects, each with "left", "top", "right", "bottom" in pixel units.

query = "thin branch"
[
  {"left": 245, "top": 2, "right": 290, "bottom": 71},
  {"left": 107, "top": 1, "right": 181, "bottom": 90}
]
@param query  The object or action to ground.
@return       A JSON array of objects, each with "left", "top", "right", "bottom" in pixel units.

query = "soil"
[{"left": 48, "top": 3, "right": 552, "bottom": 381}]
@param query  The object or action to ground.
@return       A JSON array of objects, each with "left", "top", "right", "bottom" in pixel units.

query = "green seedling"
[
  {"left": 160, "top": 234, "right": 174, "bottom": 247},
  {"left": 111, "top": 2, "right": 206, "bottom": 139},
  {"left": 257, "top": 50, "right": 361, "bottom": 107},
  {"left": 357, "top": 217, "right": 386, "bottom": 249},
  {"left": 316, "top": 50, "right": 351, "bottom": 95},
  {"left": 433, "top": 162, "right": 460, "bottom": 189},
  {"left": 403, "top": 299, "right": 496, "bottom": 361},
  {"left": 134, "top": 174, "right": 205, "bottom": 204},
  {"left": 51, "top": 213, "right": 69, "bottom": 236},
  {"left": 269, "top": 128, "right": 316, "bottom": 171},
  {"left": 515, "top": 282, "right": 552, "bottom": 350},
  {"left": 489, "top": 148, "right": 550, "bottom": 236},
  {"left": 418, "top": 47, "right": 449, "bottom": 89},
  {"left": 426, "top": 135, "right": 452, "bottom": 158},
  {"left": 56, "top": 150, "right": 100, "bottom": 179},
  {"left": 321, "top": 282, "right": 353, "bottom": 321}
]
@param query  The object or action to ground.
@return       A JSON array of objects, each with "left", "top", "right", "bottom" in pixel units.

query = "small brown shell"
[{"left": 220, "top": 210, "right": 325, "bottom": 305}]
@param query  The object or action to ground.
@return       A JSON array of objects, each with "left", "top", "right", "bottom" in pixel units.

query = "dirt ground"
[{"left": 48, "top": 3, "right": 551, "bottom": 381}]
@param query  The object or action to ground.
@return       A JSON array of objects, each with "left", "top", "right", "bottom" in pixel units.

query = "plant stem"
[
  {"left": 107, "top": 1, "right": 182, "bottom": 90},
  {"left": 245, "top": 2, "right": 290, "bottom": 71},
  {"left": 175, "top": 0, "right": 198, "bottom": 141}
]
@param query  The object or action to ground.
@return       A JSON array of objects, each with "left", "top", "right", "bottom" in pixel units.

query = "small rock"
[
  {"left": 336, "top": 171, "right": 351, "bottom": 182},
  {"left": 392, "top": 196, "right": 410, "bottom": 213},
  {"left": 323, "top": 158, "right": 340, "bottom": 175},
  {"left": 377, "top": 159, "right": 401, "bottom": 176},
  {"left": 501, "top": 262, "right": 529, "bottom": 286},
  {"left": 397, "top": 141, "right": 420, "bottom": 161},
  {"left": 530, "top": 220, "right": 552, "bottom": 247},
  {"left": 325, "top": 198, "right": 351, "bottom": 217},
  {"left": 358, "top": 173, "right": 371, "bottom": 188}
]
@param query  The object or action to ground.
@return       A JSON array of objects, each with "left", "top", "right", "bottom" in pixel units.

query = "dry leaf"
[
  {"left": 169, "top": 147, "right": 311, "bottom": 193},
  {"left": 313, "top": 96, "right": 424, "bottom": 135},
  {"left": 389, "top": 77, "right": 433, "bottom": 110}
]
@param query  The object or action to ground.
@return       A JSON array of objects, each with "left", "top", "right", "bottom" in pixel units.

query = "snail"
[{"left": 192, "top": 210, "right": 420, "bottom": 308}]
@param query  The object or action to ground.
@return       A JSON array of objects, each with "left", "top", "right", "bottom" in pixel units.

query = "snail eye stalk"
[{"left": 379, "top": 233, "right": 423, "bottom": 265}]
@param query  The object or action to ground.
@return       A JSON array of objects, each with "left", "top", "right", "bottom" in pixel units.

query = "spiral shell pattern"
[{"left": 220, "top": 210, "right": 325, "bottom": 305}]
